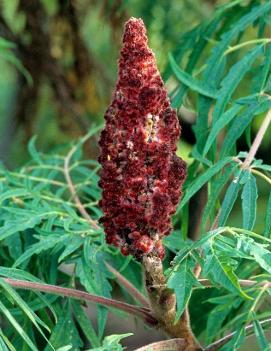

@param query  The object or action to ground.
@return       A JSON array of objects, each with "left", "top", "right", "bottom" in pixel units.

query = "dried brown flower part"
[{"left": 98, "top": 17, "right": 186, "bottom": 259}]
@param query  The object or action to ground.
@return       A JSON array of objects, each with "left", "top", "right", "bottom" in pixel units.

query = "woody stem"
[{"left": 142, "top": 255, "right": 202, "bottom": 351}]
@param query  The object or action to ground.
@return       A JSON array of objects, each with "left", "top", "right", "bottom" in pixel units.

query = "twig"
[
  {"left": 204, "top": 317, "right": 271, "bottom": 351},
  {"left": 251, "top": 169, "right": 271, "bottom": 185},
  {"left": 105, "top": 262, "right": 150, "bottom": 307},
  {"left": 134, "top": 338, "right": 186, "bottom": 351},
  {"left": 242, "top": 108, "right": 271, "bottom": 169},
  {"left": 199, "top": 278, "right": 271, "bottom": 288},
  {"left": 64, "top": 138, "right": 100, "bottom": 230},
  {"left": 2, "top": 278, "right": 157, "bottom": 326}
]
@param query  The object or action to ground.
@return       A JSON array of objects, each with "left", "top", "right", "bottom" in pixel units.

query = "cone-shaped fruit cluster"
[{"left": 99, "top": 18, "right": 186, "bottom": 259}]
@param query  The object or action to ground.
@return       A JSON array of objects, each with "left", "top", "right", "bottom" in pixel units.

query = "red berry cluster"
[{"left": 98, "top": 17, "right": 186, "bottom": 260}]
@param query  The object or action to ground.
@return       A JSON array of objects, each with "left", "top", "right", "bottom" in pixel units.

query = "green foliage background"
[{"left": 0, "top": 0, "right": 271, "bottom": 350}]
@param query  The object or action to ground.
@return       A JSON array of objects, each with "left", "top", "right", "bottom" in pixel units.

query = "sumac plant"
[{"left": 0, "top": 2, "right": 271, "bottom": 351}]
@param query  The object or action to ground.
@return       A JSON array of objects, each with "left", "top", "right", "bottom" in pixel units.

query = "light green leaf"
[
  {"left": 87, "top": 333, "right": 132, "bottom": 351},
  {"left": 167, "top": 259, "right": 202, "bottom": 320},
  {"left": 13, "top": 235, "right": 68, "bottom": 267},
  {"left": 237, "top": 236, "right": 271, "bottom": 274},
  {"left": 241, "top": 173, "right": 258, "bottom": 230},
  {"left": 204, "top": 242, "right": 251, "bottom": 299},
  {"left": 72, "top": 301, "right": 100, "bottom": 348},
  {"left": 0, "top": 189, "right": 30, "bottom": 204},
  {"left": 219, "top": 173, "right": 241, "bottom": 226},
  {"left": 0, "top": 301, "right": 38, "bottom": 351},
  {"left": 0, "top": 279, "right": 51, "bottom": 342}
]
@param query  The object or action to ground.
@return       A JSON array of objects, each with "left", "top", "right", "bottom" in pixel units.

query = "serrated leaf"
[
  {"left": 13, "top": 235, "right": 68, "bottom": 267},
  {"left": 241, "top": 173, "right": 258, "bottom": 230},
  {"left": 72, "top": 301, "right": 100, "bottom": 348},
  {"left": 204, "top": 242, "right": 251, "bottom": 299},
  {"left": 87, "top": 333, "right": 132, "bottom": 351},
  {"left": 167, "top": 259, "right": 202, "bottom": 320},
  {"left": 237, "top": 236, "right": 271, "bottom": 274},
  {"left": 45, "top": 305, "right": 82, "bottom": 351}
]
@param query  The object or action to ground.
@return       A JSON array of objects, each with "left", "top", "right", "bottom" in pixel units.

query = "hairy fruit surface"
[{"left": 99, "top": 17, "right": 186, "bottom": 260}]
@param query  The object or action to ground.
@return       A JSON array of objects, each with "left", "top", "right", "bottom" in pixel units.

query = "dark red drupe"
[{"left": 99, "top": 17, "right": 186, "bottom": 260}]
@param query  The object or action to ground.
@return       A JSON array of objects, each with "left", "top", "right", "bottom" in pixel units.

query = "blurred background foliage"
[
  {"left": 0, "top": 0, "right": 221, "bottom": 168},
  {"left": 0, "top": 1, "right": 271, "bottom": 350}
]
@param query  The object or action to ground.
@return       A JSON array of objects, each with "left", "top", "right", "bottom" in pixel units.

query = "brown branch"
[
  {"left": 143, "top": 256, "right": 202, "bottom": 351},
  {"left": 2, "top": 277, "right": 157, "bottom": 326},
  {"left": 105, "top": 262, "right": 150, "bottom": 307},
  {"left": 64, "top": 140, "right": 100, "bottom": 230},
  {"left": 204, "top": 317, "right": 271, "bottom": 351},
  {"left": 242, "top": 108, "right": 271, "bottom": 169},
  {"left": 134, "top": 338, "right": 186, "bottom": 351}
]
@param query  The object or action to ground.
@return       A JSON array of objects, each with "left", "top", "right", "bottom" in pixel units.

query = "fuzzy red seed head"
[{"left": 98, "top": 17, "right": 186, "bottom": 260}]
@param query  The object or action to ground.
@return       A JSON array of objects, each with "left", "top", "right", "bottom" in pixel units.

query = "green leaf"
[
  {"left": 253, "top": 317, "right": 270, "bottom": 351},
  {"left": 179, "top": 157, "right": 233, "bottom": 210},
  {"left": 0, "top": 329, "right": 17, "bottom": 351},
  {"left": 167, "top": 259, "right": 202, "bottom": 320},
  {"left": 204, "top": 2, "right": 271, "bottom": 88},
  {"left": 169, "top": 227, "right": 226, "bottom": 272},
  {"left": 252, "top": 44, "right": 271, "bottom": 93},
  {"left": 0, "top": 279, "right": 51, "bottom": 341},
  {"left": 212, "top": 45, "right": 264, "bottom": 123},
  {"left": 72, "top": 301, "right": 100, "bottom": 348},
  {"left": 169, "top": 54, "right": 218, "bottom": 98},
  {"left": 28, "top": 136, "right": 43, "bottom": 165},
  {"left": 87, "top": 333, "right": 132, "bottom": 351},
  {"left": 220, "top": 99, "right": 271, "bottom": 159},
  {"left": 0, "top": 189, "right": 30, "bottom": 204},
  {"left": 201, "top": 163, "right": 238, "bottom": 231},
  {"left": 264, "top": 192, "right": 271, "bottom": 237},
  {"left": 206, "top": 304, "right": 231, "bottom": 343},
  {"left": 203, "top": 104, "right": 242, "bottom": 156},
  {"left": 241, "top": 173, "right": 258, "bottom": 230},
  {"left": 56, "top": 347, "right": 72, "bottom": 351},
  {"left": 45, "top": 304, "right": 82, "bottom": 351},
  {"left": 0, "top": 301, "right": 38, "bottom": 351},
  {"left": 237, "top": 236, "right": 271, "bottom": 274},
  {"left": 204, "top": 241, "right": 251, "bottom": 299},
  {"left": 219, "top": 172, "right": 242, "bottom": 226},
  {"left": 13, "top": 235, "right": 68, "bottom": 267}
]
